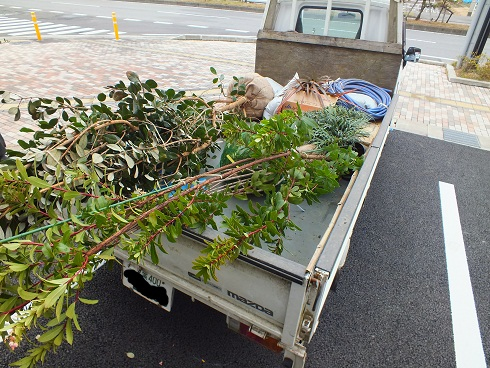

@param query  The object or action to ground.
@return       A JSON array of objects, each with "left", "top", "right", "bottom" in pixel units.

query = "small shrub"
[
  {"left": 305, "top": 105, "right": 371, "bottom": 150},
  {"left": 455, "top": 53, "right": 490, "bottom": 82}
]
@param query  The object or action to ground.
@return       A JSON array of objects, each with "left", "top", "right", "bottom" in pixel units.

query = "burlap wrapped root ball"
[{"left": 226, "top": 73, "right": 275, "bottom": 119}]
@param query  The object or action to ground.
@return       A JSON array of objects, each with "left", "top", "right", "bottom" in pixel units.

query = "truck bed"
[{"left": 114, "top": 106, "right": 392, "bottom": 368}]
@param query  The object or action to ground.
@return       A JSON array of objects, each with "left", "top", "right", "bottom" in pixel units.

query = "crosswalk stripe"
[
  {"left": 0, "top": 19, "right": 28, "bottom": 24},
  {"left": 9, "top": 26, "right": 79, "bottom": 36},
  {"left": 48, "top": 27, "right": 95, "bottom": 35},
  {"left": 43, "top": 26, "right": 80, "bottom": 33},
  {"left": 0, "top": 23, "right": 54, "bottom": 32},
  {"left": 0, "top": 16, "right": 116, "bottom": 36},
  {"left": 4, "top": 24, "right": 67, "bottom": 34},
  {"left": 78, "top": 29, "right": 110, "bottom": 35},
  {"left": 0, "top": 21, "right": 35, "bottom": 27}
]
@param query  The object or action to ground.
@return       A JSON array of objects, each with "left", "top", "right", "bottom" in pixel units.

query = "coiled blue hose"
[{"left": 328, "top": 79, "right": 392, "bottom": 120}]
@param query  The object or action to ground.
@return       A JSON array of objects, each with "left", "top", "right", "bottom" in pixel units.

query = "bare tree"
[
  {"left": 434, "top": 0, "right": 454, "bottom": 22},
  {"left": 415, "top": 0, "right": 429, "bottom": 20},
  {"left": 406, "top": 0, "right": 420, "bottom": 18}
]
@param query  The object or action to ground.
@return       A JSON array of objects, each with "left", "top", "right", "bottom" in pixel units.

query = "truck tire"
[{"left": 0, "top": 133, "right": 6, "bottom": 160}]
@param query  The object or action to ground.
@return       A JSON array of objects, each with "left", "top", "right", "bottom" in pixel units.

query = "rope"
[{"left": 328, "top": 79, "right": 392, "bottom": 120}]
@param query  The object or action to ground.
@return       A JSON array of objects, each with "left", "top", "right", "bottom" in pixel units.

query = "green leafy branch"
[{"left": 0, "top": 71, "right": 366, "bottom": 367}]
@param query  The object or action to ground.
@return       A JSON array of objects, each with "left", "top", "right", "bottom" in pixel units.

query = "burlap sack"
[{"left": 226, "top": 73, "right": 275, "bottom": 118}]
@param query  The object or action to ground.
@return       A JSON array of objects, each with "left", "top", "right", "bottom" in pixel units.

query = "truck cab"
[{"left": 255, "top": 0, "right": 405, "bottom": 91}]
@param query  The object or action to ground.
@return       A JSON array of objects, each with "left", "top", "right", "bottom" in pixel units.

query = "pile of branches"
[{"left": 0, "top": 71, "right": 363, "bottom": 367}]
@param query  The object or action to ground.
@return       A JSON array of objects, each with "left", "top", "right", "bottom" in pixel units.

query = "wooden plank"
[
  {"left": 387, "top": 0, "right": 398, "bottom": 43},
  {"left": 257, "top": 29, "right": 402, "bottom": 54}
]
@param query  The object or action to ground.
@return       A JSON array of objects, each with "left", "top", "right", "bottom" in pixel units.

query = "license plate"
[{"left": 122, "top": 263, "right": 174, "bottom": 311}]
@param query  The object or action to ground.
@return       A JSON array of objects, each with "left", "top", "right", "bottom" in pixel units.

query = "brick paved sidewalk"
[
  {"left": 1, "top": 38, "right": 489, "bottom": 151},
  {"left": 0, "top": 38, "right": 256, "bottom": 149},
  {"left": 393, "top": 62, "right": 490, "bottom": 150}
]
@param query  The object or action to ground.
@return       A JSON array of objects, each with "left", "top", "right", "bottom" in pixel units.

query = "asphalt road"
[
  {"left": 1, "top": 130, "right": 488, "bottom": 367},
  {"left": 406, "top": 29, "right": 490, "bottom": 63},
  {"left": 1, "top": 0, "right": 489, "bottom": 61},
  {"left": 0, "top": 0, "right": 262, "bottom": 37}
]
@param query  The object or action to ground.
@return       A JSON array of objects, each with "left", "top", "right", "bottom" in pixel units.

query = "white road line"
[
  {"left": 79, "top": 29, "right": 109, "bottom": 34},
  {"left": 409, "top": 29, "right": 465, "bottom": 37},
  {"left": 187, "top": 25, "right": 208, "bottom": 28},
  {"left": 96, "top": 16, "right": 112, "bottom": 19},
  {"left": 43, "top": 26, "right": 80, "bottom": 33},
  {"left": 50, "top": 11, "right": 65, "bottom": 14},
  {"left": 423, "top": 55, "right": 457, "bottom": 62},
  {"left": 123, "top": 19, "right": 141, "bottom": 22},
  {"left": 32, "top": 24, "right": 68, "bottom": 29},
  {"left": 154, "top": 21, "right": 173, "bottom": 25},
  {"left": 0, "top": 20, "right": 32, "bottom": 28},
  {"left": 0, "top": 19, "right": 36, "bottom": 24},
  {"left": 439, "top": 181, "right": 487, "bottom": 368},
  {"left": 73, "top": 13, "right": 87, "bottom": 16},
  {"left": 0, "top": 24, "right": 36, "bottom": 31},
  {"left": 10, "top": 6, "right": 22, "bottom": 9},
  {"left": 225, "top": 29, "right": 250, "bottom": 33},
  {"left": 0, "top": 18, "right": 24, "bottom": 22},
  {"left": 158, "top": 11, "right": 228, "bottom": 19},
  {"left": 0, "top": 27, "right": 36, "bottom": 34},
  {"left": 8, "top": 25, "right": 77, "bottom": 36},
  {"left": 28, "top": 9, "right": 42, "bottom": 11},
  {"left": 0, "top": 20, "right": 31, "bottom": 26},
  {"left": 406, "top": 38, "right": 436, "bottom": 43},
  {"left": 48, "top": 27, "right": 94, "bottom": 35},
  {"left": 52, "top": 2, "right": 99, "bottom": 7},
  {"left": 0, "top": 23, "right": 54, "bottom": 31}
]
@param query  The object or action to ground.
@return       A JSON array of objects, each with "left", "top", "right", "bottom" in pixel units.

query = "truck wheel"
[{"left": 0, "top": 133, "right": 6, "bottom": 160}]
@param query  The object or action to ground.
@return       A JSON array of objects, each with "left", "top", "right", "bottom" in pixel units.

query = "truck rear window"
[{"left": 296, "top": 7, "right": 363, "bottom": 39}]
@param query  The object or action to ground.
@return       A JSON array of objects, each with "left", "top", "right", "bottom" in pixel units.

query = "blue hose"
[{"left": 328, "top": 79, "right": 392, "bottom": 120}]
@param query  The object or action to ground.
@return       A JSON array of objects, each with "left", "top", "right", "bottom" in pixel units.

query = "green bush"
[
  {"left": 305, "top": 105, "right": 371, "bottom": 150},
  {"left": 456, "top": 53, "right": 490, "bottom": 82}
]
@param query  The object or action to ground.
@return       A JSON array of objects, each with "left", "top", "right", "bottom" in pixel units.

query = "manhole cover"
[{"left": 443, "top": 129, "right": 480, "bottom": 148}]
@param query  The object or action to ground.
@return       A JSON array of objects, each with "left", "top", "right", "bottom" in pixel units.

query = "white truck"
[{"left": 116, "top": 1, "right": 405, "bottom": 367}]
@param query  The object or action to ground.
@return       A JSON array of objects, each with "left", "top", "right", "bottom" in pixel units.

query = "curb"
[
  {"left": 1, "top": 34, "right": 257, "bottom": 43},
  {"left": 446, "top": 64, "right": 490, "bottom": 89},
  {"left": 419, "top": 59, "right": 446, "bottom": 66},
  {"left": 406, "top": 23, "right": 468, "bottom": 36},
  {"left": 174, "top": 34, "right": 256, "bottom": 42}
]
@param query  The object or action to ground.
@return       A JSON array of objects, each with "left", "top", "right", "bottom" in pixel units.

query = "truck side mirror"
[{"left": 404, "top": 47, "right": 422, "bottom": 63}]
